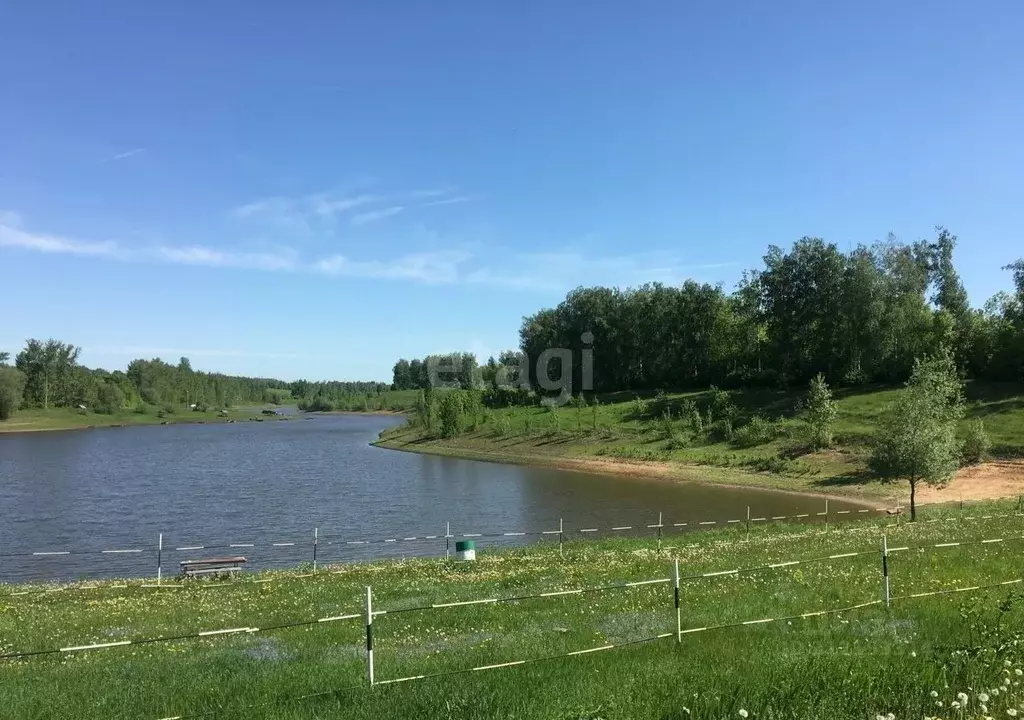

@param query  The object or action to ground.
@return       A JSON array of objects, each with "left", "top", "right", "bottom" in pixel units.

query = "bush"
[
  {"left": 665, "top": 431, "right": 691, "bottom": 450},
  {"left": 438, "top": 392, "right": 464, "bottom": 438},
  {"left": 93, "top": 382, "right": 125, "bottom": 415},
  {"left": 732, "top": 415, "right": 780, "bottom": 448},
  {"left": 961, "top": 419, "right": 991, "bottom": 465},
  {"left": 0, "top": 367, "right": 26, "bottom": 421},
  {"left": 804, "top": 373, "right": 837, "bottom": 449},
  {"left": 299, "top": 394, "right": 334, "bottom": 412}
]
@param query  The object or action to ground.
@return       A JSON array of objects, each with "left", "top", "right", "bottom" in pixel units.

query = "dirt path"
[{"left": 916, "top": 459, "right": 1024, "bottom": 504}]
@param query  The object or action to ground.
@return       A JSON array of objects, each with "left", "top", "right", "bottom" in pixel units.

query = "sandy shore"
[{"left": 376, "top": 436, "right": 1024, "bottom": 508}]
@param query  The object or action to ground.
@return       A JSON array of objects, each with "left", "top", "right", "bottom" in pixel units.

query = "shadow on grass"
[{"left": 810, "top": 470, "right": 877, "bottom": 488}]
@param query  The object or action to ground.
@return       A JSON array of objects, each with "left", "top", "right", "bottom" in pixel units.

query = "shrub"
[
  {"left": 0, "top": 367, "right": 26, "bottom": 421},
  {"left": 665, "top": 432, "right": 691, "bottom": 450},
  {"left": 93, "top": 382, "right": 125, "bottom": 415},
  {"left": 961, "top": 419, "right": 991, "bottom": 465},
  {"left": 438, "top": 392, "right": 464, "bottom": 438},
  {"left": 805, "top": 373, "right": 838, "bottom": 449},
  {"left": 732, "top": 415, "right": 780, "bottom": 448}
]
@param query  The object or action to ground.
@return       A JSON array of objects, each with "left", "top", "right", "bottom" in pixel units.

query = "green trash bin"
[{"left": 455, "top": 539, "right": 476, "bottom": 561}]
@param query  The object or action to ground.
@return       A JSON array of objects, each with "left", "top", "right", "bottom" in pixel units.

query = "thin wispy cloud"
[
  {"left": 411, "top": 188, "right": 455, "bottom": 198},
  {"left": 0, "top": 213, "right": 296, "bottom": 271},
  {"left": 313, "top": 193, "right": 377, "bottom": 217},
  {"left": 230, "top": 186, "right": 471, "bottom": 231},
  {"left": 102, "top": 148, "right": 146, "bottom": 162},
  {"left": 2, "top": 213, "right": 737, "bottom": 293},
  {"left": 314, "top": 250, "right": 470, "bottom": 284},
  {"left": 421, "top": 195, "right": 472, "bottom": 208},
  {"left": 350, "top": 205, "right": 405, "bottom": 225}
]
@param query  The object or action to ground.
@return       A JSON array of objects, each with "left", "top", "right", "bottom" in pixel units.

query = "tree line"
[
  {"left": 0, "top": 341, "right": 388, "bottom": 421},
  {"left": 392, "top": 230, "right": 1024, "bottom": 396}
]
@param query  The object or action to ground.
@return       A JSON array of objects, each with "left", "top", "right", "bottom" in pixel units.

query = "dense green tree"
[
  {"left": 869, "top": 352, "right": 964, "bottom": 521},
  {"left": 0, "top": 366, "right": 26, "bottom": 420},
  {"left": 16, "top": 339, "right": 81, "bottom": 408}
]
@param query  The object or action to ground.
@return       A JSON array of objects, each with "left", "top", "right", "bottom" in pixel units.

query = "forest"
[
  {"left": 0, "top": 343, "right": 389, "bottom": 421},
  {"left": 392, "top": 230, "right": 1024, "bottom": 397}
]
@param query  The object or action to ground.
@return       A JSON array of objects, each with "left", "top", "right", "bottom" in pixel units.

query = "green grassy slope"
[
  {"left": 377, "top": 381, "right": 1024, "bottom": 501},
  {"left": 3, "top": 501, "right": 1024, "bottom": 719}
]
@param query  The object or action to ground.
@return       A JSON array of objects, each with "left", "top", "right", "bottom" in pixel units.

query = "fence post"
[
  {"left": 745, "top": 506, "right": 750, "bottom": 540},
  {"left": 559, "top": 518, "right": 564, "bottom": 558},
  {"left": 882, "top": 535, "right": 890, "bottom": 608},
  {"left": 365, "top": 586, "right": 375, "bottom": 687},
  {"left": 657, "top": 511, "right": 663, "bottom": 551},
  {"left": 960, "top": 496, "right": 964, "bottom": 524},
  {"left": 824, "top": 499, "right": 829, "bottom": 533},
  {"left": 157, "top": 533, "right": 163, "bottom": 586},
  {"left": 445, "top": 521, "right": 451, "bottom": 561},
  {"left": 673, "top": 558, "right": 681, "bottom": 643},
  {"left": 313, "top": 527, "right": 318, "bottom": 573}
]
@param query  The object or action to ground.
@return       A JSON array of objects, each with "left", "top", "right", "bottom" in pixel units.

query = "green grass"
[
  {"left": 4, "top": 502, "right": 1024, "bottom": 718},
  {"left": 0, "top": 404, "right": 298, "bottom": 433},
  {"left": 377, "top": 381, "right": 1024, "bottom": 502}
]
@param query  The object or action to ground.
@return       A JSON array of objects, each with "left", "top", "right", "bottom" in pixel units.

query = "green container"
[{"left": 455, "top": 539, "right": 476, "bottom": 561}]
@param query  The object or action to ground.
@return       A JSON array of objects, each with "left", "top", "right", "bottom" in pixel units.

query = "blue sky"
[{"left": 2, "top": 2, "right": 1023, "bottom": 381}]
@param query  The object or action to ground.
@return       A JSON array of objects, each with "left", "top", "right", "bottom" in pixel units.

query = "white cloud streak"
[
  {"left": 1, "top": 213, "right": 736, "bottom": 293},
  {"left": 103, "top": 148, "right": 146, "bottom": 162},
  {"left": 350, "top": 205, "right": 406, "bottom": 225},
  {"left": 314, "top": 250, "right": 470, "bottom": 284}
]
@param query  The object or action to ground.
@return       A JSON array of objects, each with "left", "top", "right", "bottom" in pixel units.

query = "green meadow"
[{"left": 4, "top": 500, "right": 1024, "bottom": 719}]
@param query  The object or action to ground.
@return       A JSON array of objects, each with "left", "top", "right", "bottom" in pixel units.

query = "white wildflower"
[
  {"left": 981, "top": 694, "right": 991, "bottom": 703},
  {"left": 1016, "top": 669, "right": 1023, "bottom": 677},
  {"left": 1007, "top": 709, "right": 1017, "bottom": 717},
  {"left": 739, "top": 711, "right": 749, "bottom": 719},
  {"left": 952, "top": 701, "right": 961, "bottom": 709},
  {"left": 886, "top": 714, "right": 895, "bottom": 720},
  {"left": 930, "top": 691, "right": 939, "bottom": 698},
  {"left": 960, "top": 692, "right": 970, "bottom": 703}
]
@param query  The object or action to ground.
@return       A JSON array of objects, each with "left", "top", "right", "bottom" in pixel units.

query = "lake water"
[{"left": 0, "top": 414, "right": 865, "bottom": 583}]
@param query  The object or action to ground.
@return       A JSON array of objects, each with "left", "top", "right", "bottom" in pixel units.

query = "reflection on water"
[{"left": 0, "top": 415, "right": 863, "bottom": 582}]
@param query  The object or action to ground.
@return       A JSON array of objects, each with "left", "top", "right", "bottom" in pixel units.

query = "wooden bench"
[{"left": 180, "top": 556, "right": 247, "bottom": 579}]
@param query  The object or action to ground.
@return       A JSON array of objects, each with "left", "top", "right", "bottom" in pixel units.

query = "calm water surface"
[{"left": 0, "top": 415, "right": 863, "bottom": 582}]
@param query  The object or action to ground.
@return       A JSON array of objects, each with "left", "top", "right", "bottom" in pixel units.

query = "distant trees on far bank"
[{"left": 0, "top": 341, "right": 392, "bottom": 420}]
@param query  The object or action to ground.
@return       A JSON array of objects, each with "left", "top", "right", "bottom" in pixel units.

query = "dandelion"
[
  {"left": 886, "top": 714, "right": 895, "bottom": 720},
  {"left": 911, "top": 651, "right": 917, "bottom": 657},
  {"left": 952, "top": 701, "right": 961, "bottom": 710},
  {"left": 981, "top": 694, "right": 991, "bottom": 703},
  {"left": 960, "top": 692, "right": 970, "bottom": 703},
  {"left": 931, "top": 691, "right": 940, "bottom": 698},
  {"left": 739, "top": 710, "right": 749, "bottom": 718},
  {"left": 1006, "top": 678, "right": 1013, "bottom": 688},
  {"left": 1008, "top": 710, "right": 1018, "bottom": 717},
  {"left": 1016, "top": 669, "right": 1023, "bottom": 677},
  {"left": 983, "top": 705, "right": 990, "bottom": 714},
  {"left": 1007, "top": 660, "right": 1013, "bottom": 667}
]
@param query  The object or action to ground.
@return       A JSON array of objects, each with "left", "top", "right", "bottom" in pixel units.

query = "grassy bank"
[
  {"left": 376, "top": 381, "right": 1024, "bottom": 503},
  {"left": 3, "top": 501, "right": 1024, "bottom": 718},
  {"left": 0, "top": 404, "right": 299, "bottom": 433}
]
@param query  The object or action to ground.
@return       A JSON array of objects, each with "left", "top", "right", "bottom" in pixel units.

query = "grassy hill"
[
  {"left": 377, "top": 381, "right": 1024, "bottom": 502},
  {"left": 4, "top": 501, "right": 1024, "bottom": 719}
]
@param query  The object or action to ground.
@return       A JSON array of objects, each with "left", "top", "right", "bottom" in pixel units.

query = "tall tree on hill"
[{"left": 869, "top": 350, "right": 964, "bottom": 521}]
